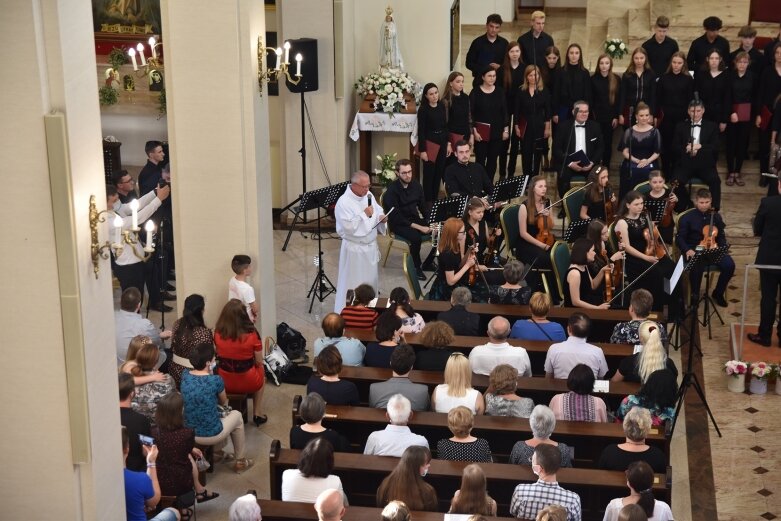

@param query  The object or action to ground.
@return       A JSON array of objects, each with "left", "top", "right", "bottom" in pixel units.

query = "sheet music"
[{"left": 593, "top": 380, "right": 610, "bottom": 393}]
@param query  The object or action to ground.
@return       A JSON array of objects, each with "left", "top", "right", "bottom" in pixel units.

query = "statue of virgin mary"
[{"left": 379, "top": 6, "right": 404, "bottom": 72}]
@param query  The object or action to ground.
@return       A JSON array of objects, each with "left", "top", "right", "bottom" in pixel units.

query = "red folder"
[
  {"left": 622, "top": 105, "right": 632, "bottom": 126},
  {"left": 474, "top": 122, "right": 491, "bottom": 141},
  {"left": 516, "top": 115, "right": 528, "bottom": 140},
  {"left": 759, "top": 105, "right": 773, "bottom": 130},
  {"left": 449, "top": 132, "right": 465, "bottom": 149},
  {"left": 655, "top": 109, "right": 664, "bottom": 128},
  {"left": 733, "top": 103, "right": 751, "bottom": 122},
  {"left": 424, "top": 140, "right": 440, "bottom": 162}
]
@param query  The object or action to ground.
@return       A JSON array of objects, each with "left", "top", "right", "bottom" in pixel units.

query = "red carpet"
[{"left": 729, "top": 322, "right": 781, "bottom": 363}]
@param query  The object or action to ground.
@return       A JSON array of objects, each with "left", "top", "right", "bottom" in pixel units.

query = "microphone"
[{"left": 367, "top": 194, "right": 372, "bottom": 207}]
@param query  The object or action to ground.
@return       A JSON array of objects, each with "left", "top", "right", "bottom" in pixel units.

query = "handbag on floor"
[{"left": 263, "top": 336, "right": 293, "bottom": 386}]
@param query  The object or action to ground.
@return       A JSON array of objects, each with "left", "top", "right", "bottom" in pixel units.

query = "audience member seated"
[
  {"left": 290, "top": 392, "right": 349, "bottom": 452},
  {"left": 154, "top": 392, "right": 219, "bottom": 504},
  {"left": 414, "top": 321, "right": 457, "bottom": 371},
  {"left": 610, "top": 289, "right": 668, "bottom": 346},
  {"left": 116, "top": 287, "right": 171, "bottom": 365},
  {"left": 509, "top": 405, "right": 573, "bottom": 467},
  {"left": 307, "top": 345, "right": 360, "bottom": 406},
  {"left": 340, "top": 283, "right": 379, "bottom": 329},
  {"left": 544, "top": 312, "right": 608, "bottom": 379},
  {"left": 364, "top": 312, "right": 403, "bottom": 368},
  {"left": 389, "top": 287, "right": 426, "bottom": 333},
  {"left": 509, "top": 444, "right": 582, "bottom": 521},
  {"left": 369, "top": 344, "right": 430, "bottom": 411},
  {"left": 549, "top": 363, "right": 608, "bottom": 422},
  {"left": 120, "top": 336, "right": 169, "bottom": 386},
  {"left": 484, "top": 364, "right": 534, "bottom": 418},
  {"left": 616, "top": 369, "right": 678, "bottom": 426},
  {"left": 603, "top": 461, "right": 673, "bottom": 521},
  {"left": 169, "top": 294, "right": 213, "bottom": 388},
  {"left": 381, "top": 500, "right": 411, "bottom": 521},
  {"left": 432, "top": 352, "right": 486, "bottom": 414},
  {"left": 612, "top": 321, "right": 678, "bottom": 384},
  {"left": 376, "top": 446, "right": 438, "bottom": 511},
  {"left": 281, "top": 438, "right": 348, "bottom": 504},
  {"left": 228, "top": 494, "right": 262, "bottom": 521},
  {"left": 599, "top": 407, "right": 667, "bottom": 473},
  {"left": 535, "top": 505, "right": 568, "bottom": 521},
  {"left": 489, "top": 260, "right": 532, "bottom": 305},
  {"left": 214, "top": 299, "right": 266, "bottom": 426},
  {"left": 121, "top": 427, "right": 181, "bottom": 521},
  {"left": 364, "top": 394, "right": 429, "bottom": 457},
  {"left": 131, "top": 343, "right": 175, "bottom": 423},
  {"left": 449, "top": 463, "right": 498, "bottom": 516},
  {"left": 119, "top": 373, "right": 152, "bottom": 472},
  {"left": 436, "top": 287, "right": 480, "bottom": 336},
  {"left": 617, "top": 503, "right": 648, "bottom": 521},
  {"left": 180, "top": 343, "right": 254, "bottom": 473},
  {"left": 314, "top": 313, "right": 365, "bottom": 367},
  {"left": 315, "top": 489, "right": 347, "bottom": 521},
  {"left": 436, "top": 406, "right": 493, "bottom": 462},
  {"left": 510, "top": 292, "right": 566, "bottom": 342},
  {"left": 469, "top": 316, "right": 532, "bottom": 376}
]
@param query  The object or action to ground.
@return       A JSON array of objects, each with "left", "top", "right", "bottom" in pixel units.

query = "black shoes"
[
  {"left": 164, "top": 282, "right": 176, "bottom": 291},
  {"left": 253, "top": 415, "right": 268, "bottom": 426},
  {"left": 415, "top": 269, "right": 427, "bottom": 281},
  {"left": 748, "top": 333, "right": 771, "bottom": 347},
  {"left": 711, "top": 292, "right": 728, "bottom": 307},
  {"left": 161, "top": 291, "right": 177, "bottom": 301},
  {"left": 149, "top": 302, "right": 173, "bottom": 312}
]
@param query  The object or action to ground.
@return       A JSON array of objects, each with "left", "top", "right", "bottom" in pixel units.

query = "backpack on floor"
[{"left": 276, "top": 322, "right": 308, "bottom": 363}]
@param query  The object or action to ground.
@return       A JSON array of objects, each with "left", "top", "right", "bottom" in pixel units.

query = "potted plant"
[
  {"left": 724, "top": 360, "right": 748, "bottom": 393},
  {"left": 354, "top": 70, "right": 421, "bottom": 115},
  {"left": 373, "top": 153, "right": 398, "bottom": 188},
  {"left": 603, "top": 38, "right": 628, "bottom": 60},
  {"left": 749, "top": 361, "right": 771, "bottom": 394}
]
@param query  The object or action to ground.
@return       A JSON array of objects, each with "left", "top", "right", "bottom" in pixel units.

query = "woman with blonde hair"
[
  {"left": 449, "top": 463, "right": 497, "bottom": 515},
  {"left": 536, "top": 504, "right": 567, "bottom": 521},
  {"left": 599, "top": 407, "right": 667, "bottom": 473},
  {"left": 484, "top": 364, "right": 534, "bottom": 418},
  {"left": 381, "top": 500, "right": 411, "bottom": 521},
  {"left": 415, "top": 321, "right": 456, "bottom": 371},
  {"left": 516, "top": 175, "right": 555, "bottom": 293},
  {"left": 515, "top": 65, "right": 551, "bottom": 178},
  {"left": 119, "top": 335, "right": 168, "bottom": 386},
  {"left": 510, "top": 292, "right": 566, "bottom": 341},
  {"left": 437, "top": 406, "right": 492, "bottom": 462},
  {"left": 432, "top": 353, "right": 485, "bottom": 414},
  {"left": 612, "top": 321, "right": 677, "bottom": 383},
  {"left": 130, "top": 343, "right": 175, "bottom": 422}
]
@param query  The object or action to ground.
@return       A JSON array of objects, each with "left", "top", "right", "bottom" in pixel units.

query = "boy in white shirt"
[{"left": 229, "top": 254, "right": 258, "bottom": 322}]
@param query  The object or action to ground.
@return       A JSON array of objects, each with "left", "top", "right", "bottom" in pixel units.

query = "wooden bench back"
[{"left": 258, "top": 499, "right": 517, "bottom": 520}]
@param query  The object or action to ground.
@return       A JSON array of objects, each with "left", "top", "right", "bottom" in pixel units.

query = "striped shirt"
[
  {"left": 340, "top": 305, "right": 378, "bottom": 330},
  {"left": 510, "top": 479, "right": 581, "bottom": 521}
]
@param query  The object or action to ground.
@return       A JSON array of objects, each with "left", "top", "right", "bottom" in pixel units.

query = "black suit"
[
  {"left": 673, "top": 119, "right": 721, "bottom": 210},
  {"left": 437, "top": 305, "right": 480, "bottom": 336},
  {"left": 553, "top": 119, "right": 603, "bottom": 197},
  {"left": 754, "top": 194, "right": 781, "bottom": 339}
]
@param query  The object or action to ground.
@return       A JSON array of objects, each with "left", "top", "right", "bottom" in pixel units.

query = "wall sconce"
[
  {"left": 127, "top": 36, "right": 163, "bottom": 78},
  {"left": 257, "top": 36, "right": 302, "bottom": 97},
  {"left": 89, "top": 195, "right": 155, "bottom": 279}
]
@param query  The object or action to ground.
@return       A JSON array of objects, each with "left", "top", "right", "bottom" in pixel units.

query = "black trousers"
[
  {"left": 421, "top": 146, "right": 448, "bottom": 202},
  {"left": 689, "top": 255, "right": 736, "bottom": 301},
  {"left": 674, "top": 162, "right": 721, "bottom": 210},
  {"left": 115, "top": 260, "right": 162, "bottom": 306},
  {"left": 726, "top": 121, "right": 751, "bottom": 173},
  {"left": 758, "top": 126, "right": 779, "bottom": 196},
  {"left": 598, "top": 120, "right": 616, "bottom": 168},
  {"left": 392, "top": 222, "right": 434, "bottom": 269},
  {"left": 758, "top": 269, "right": 781, "bottom": 339},
  {"left": 499, "top": 130, "right": 521, "bottom": 178},
  {"left": 475, "top": 139, "right": 504, "bottom": 182}
]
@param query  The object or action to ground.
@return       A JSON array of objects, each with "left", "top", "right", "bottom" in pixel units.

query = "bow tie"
[
  {"left": 574, "top": 123, "right": 586, "bottom": 128},
  {"left": 691, "top": 123, "right": 701, "bottom": 127}
]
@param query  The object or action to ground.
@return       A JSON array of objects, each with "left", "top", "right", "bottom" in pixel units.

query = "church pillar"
[{"left": 160, "top": 0, "right": 277, "bottom": 335}]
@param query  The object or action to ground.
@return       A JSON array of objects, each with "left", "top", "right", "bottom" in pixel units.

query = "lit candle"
[
  {"left": 148, "top": 37, "right": 156, "bottom": 59},
  {"left": 128, "top": 48, "right": 138, "bottom": 71},
  {"left": 274, "top": 48, "right": 282, "bottom": 70},
  {"left": 136, "top": 43, "right": 146, "bottom": 66},
  {"left": 129, "top": 199, "right": 139, "bottom": 230},
  {"left": 284, "top": 41, "right": 290, "bottom": 65},
  {"left": 295, "top": 53, "right": 302, "bottom": 76},
  {"left": 144, "top": 220, "right": 155, "bottom": 251},
  {"left": 113, "top": 215, "right": 123, "bottom": 245}
]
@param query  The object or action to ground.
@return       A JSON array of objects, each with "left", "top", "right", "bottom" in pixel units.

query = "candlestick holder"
[
  {"left": 257, "top": 36, "right": 302, "bottom": 97},
  {"left": 88, "top": 195, "right": 154, "bottom": 279}
]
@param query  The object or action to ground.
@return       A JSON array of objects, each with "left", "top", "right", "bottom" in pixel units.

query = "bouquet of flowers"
[
  {"left": 724, "top": 360, "right": 748, "bottom": 378},
  {"left": 603, "top": 38, "right": 628, "bottom": 60},
  {"left": 374, "top": 153, "right": 398, "bottom": 187},
  {"left": 354, "top": 70, "right": 421, "bottom": 114},
  {"left": 751, "top": 361, "right": 772, "bottom": 380}
]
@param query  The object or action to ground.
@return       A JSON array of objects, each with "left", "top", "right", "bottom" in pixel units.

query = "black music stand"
[
  {"left": 282, "top": 181, "right": 349, "bottom": 251},
  {"left": 423, "top": 195, "right": 468, "bottom": 289},
  {"left": 692, "top": 245, "right": 728, "bottom": 339},
  {"left": 490, "top": 176, "right": 527, "bottom": 206},
  {"left": 643, "top": 198, "right": 668, "bottom": 223},
  {"left": 563, "top": 218, "right": 592, "bottom": 243},
  {"left": 671, "top": 247, "right": 723, "bottom": 438}
]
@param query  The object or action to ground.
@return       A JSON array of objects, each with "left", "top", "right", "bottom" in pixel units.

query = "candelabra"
[
  {"left": 127, "top": 36, "right": 163, "bottom": 78},
  {"left": 257, "top": 37, "right": 302, "bottom": 97},
  {"left": 89, "top": 195, "right": 155, "bottom": 278}
]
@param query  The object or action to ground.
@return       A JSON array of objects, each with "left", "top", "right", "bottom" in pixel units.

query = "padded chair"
[
  {"left": 550, "top": 240, "right": 571, "bottom": 303},
  {"left": 379, "top": 190, "right": 431, "bottom": 267},
  {"left": 402, "top": 252, "right": 424, "bottom": 300},
  {"left": 499, "top": 203, "right": 521, "bottom": 260},
  {"left": 563, "top": 186, "right": 586, "bottom": 225},
  {"left": 633, "top": 180, "right": 652, "bottom": 195},
  {"left": 673, "top": 208, "right": 722, "bottom": 305}
]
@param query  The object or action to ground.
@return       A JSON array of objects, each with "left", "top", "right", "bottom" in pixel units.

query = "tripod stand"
[{"left": 698, "top": 262, "right": 725, "bottom": 339}]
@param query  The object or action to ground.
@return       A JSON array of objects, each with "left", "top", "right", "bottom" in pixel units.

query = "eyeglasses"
[
  {"left": 120, "top": 178, "right": 135, "bottom": 185},
  {"left": 457, "top": 230, "right": 466, "bottom": 235}
]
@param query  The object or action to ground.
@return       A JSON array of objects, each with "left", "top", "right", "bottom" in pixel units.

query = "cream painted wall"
[
  {"left": 161, "top": 0, "right": 277, "bottom": 337},
  {"left": 1, "top": 0, "right": 125, "bottom": 518},
  {"left": 461, "top": 0, "right": 516, "bottom": 25},
  {"left": 101, "top": 113, "right": 168, "bottom": 166}
]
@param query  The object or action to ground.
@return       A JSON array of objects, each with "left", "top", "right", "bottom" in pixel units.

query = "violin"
[
  {"left": 483, "top": 225, "right": 501, "bottom": 267},
  {"left": 601, "top": 248, "right": 614, "bottom": 302},
  {"left": 466, "top": 228, "right": 479, "bottom": 286},
  {"left": 699, "top": 209, "right": 719, "bottom": 249},
  {"left": 535, "top": 198, "right": 555, "bottom": 248},
  {"left": 659, "top": 180, "right": 679, "bottom": 228},
  {"left": 603, "top": 186, "right": 616, "bottom": 224},
  {"left": 642, "top": 210, "right": 667, "bottom": 259},
  {"left": 614, "top": 230, "right": 626, "bottom": 305}
]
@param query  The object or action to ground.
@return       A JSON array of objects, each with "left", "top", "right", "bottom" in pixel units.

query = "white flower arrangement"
[
  {"left": 751, "top": 361, "right": 772, "bottom": 380},
  {"left": 374, "top": 153, "right": 398, "bottom": 187},
  {"left": 354, "top": 70, "right": 421, "bottom": 115},
  {"left": 724, "top": 360, "right": 748, "bottom": 378},
  {"left": 603, "top": 38, "right": 628, "bottom": 60}
]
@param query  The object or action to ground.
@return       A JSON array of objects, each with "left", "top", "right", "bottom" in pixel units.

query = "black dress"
[
  {"left": 618, "top": 70, "right": 657, "bottom": 125},
  {"left": 446, "top": 92, "right": 471, "bottom": 144},
  {"left": 656, "top": 72, "right": 694, "bottom": 174},
  {"left": 305, "top": 377, "right": 359, "bottom": 405},
  {"left": 554, "top": 64, "right": 592, "bottom": 122},
  {"left": 498, "top": 64, "right": 526, "bottom": 178},
  {"left": 515, "top": 88, "right": 551, "bottom": 177},
  {"left": 618, "top": 127, "right": 662, "bottom": 198},
  {"left": 515, "top": 210, "right": 555, "bottom": 298},
  {"left": 644, "top": 189, "right": 676, "bottom": 244},
  {"left": 695, "top": 70, "right": 730, "bottom": 125},
  {"left": 289, "top": 426, "right": 350, "bottom": 452},
  {"left": 725, "top": 70, "right": 755, "bottom": 174},
  {"left": 470, "top": 86, "right": 508, "bottom": 181},
  {"left": 429, "top": 250, "right": 464, "bottom": 302},
  {"left": 581, "top": 187, "right": 615, "bottom": 221},
  {"left": 418, "top": 102, "right": 449, "bottom": 201},
  {"left": 621, "top": 215, "right": 675, "bottom": 311},
  {"left": 564, "top": 266, "right": 602, "bottom": 307},
  {"left": 591, "top": 73, "right": 621, "bottom": 166}
]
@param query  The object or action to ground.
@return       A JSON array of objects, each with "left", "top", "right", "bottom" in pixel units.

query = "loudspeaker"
[{"left": 285, "top": 38, "right": 318, "bottom": 93}]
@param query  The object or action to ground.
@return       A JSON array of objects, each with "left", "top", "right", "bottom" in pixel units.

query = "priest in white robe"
[{"left": 334, "top": 171, "right": 387, "bottom": 313}]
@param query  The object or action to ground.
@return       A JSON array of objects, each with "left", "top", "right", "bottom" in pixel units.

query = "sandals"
[
  {"left": 233, "top": 458, "right": 256, "bottom": 474},
  {"left": 725, "top": 173, "right": 735, "bottom": 186},
  {"left": 196, "top": 490, "right": 220, "bottom": 503},
  {"left": 179, "top": 507, "right": 193, "bottom": 521},
  {"left": 734, "top": 173, "right": 746, "bottom": 186}
]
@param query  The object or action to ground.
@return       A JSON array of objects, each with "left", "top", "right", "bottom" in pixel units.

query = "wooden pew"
[
  {"left": 346, "top": 328, "right": 634, "bottom": 375},
  {"left": 269, "top": 440, "right": 672, "bottom": 521},
  {"left": 338, "top": 365, "right": 639, "bottom": 409},
  {"left": 291, "top": 398, "right": 670, "bottom": 466},
  {"left": 258, "top": 500, "right": 516, "bottom": 521},
  {"left": 370, "top": 299, "right": 666, "bottom": 342}
]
